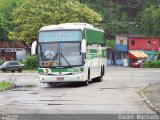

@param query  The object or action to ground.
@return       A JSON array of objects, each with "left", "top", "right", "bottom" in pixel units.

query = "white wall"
[
  {"left": 16, "top": 48, "right": 27, "bottom": 61},
  {"left": 116, "top": 36, "right": 128, "bottom": 45}
]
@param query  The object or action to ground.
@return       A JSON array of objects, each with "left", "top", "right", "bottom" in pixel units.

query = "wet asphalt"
[{"left": 0, "top": 67, "right": 160, "bottom": 115}]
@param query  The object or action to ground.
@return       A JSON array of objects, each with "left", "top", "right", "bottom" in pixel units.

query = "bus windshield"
[{"left": 39, "top": 42, "right": 82, "bottom": 67}]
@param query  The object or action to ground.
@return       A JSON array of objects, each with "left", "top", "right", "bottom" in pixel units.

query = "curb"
[
  {"left": 0, "top": 84, "right": 16, "bottom": 92},
  {"left": 139, "top": 89, "right": 160, "bottom": 115}
]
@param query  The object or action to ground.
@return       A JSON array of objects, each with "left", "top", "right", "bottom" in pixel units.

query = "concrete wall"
[{"left": 116, "top": 36, "right": 128, "bottom": 45}]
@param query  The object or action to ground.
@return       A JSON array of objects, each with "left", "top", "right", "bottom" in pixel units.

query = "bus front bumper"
[{"left": 39, "top": 73, "right": 86, "bottom": 83}]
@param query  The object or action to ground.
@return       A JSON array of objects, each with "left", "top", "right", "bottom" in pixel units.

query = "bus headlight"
[{"left": 78, "top": 76, "right": 83, "bottom": 79}]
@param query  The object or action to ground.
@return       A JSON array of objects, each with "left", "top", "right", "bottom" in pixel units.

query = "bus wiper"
[
  {"left": 60, "top": 53, "right": 71, "bottom": 66},
  {"left": 52, "top": 48, "right": 71, "bottom": 66},
  {"left": 60, "top": 49, "right": 71, "bottom": 66}
]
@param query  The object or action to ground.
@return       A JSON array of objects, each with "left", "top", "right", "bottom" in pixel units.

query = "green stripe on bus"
[
  {"left": 38, "top": 67, "right": 84, "bottom": 73},
  {"left": 89, "top": 49, "right": 97, "bottom": 53}
]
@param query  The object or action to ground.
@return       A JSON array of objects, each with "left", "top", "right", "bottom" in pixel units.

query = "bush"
[
  {"left": 144, "top": 61, "right": 152, "bottom": 68},
  {"left": 151, "top": 61, "right": 157, "bottom": 68},
  {"left": 24, "top": 55, "right": 38, "bottom": 70},
  {"left": 154, "top": 61, "right": 160, "bottom": 68},
  {"left": 157, "top": 54, "right": 160, "bottom": 60},
  {"left": 144, "top": 60, "right": 160, "bottom": 68}
]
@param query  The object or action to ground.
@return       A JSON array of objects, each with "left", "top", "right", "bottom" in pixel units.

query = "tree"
[
  {"left": 0, "top": 0, "right": 25, "bottom": 41},
  {"left": 140, "top": 5, "right": 160, "bottom": 37},
  {"left": 80, "top": 0, "right": 131, "bottom": 35},
  {"left": 79, "top": 0, "right": 159, "bottom": 36},
  {"left": 9, "top": 0, "right": 102, "bottom": 45},
  {"left": 0, "top": 13, "right": 9, "bottom": 41}
]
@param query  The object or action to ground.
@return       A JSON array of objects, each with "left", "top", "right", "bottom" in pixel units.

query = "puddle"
[
  {"left": 12, "top": 89, "right": 30, "bottom": 91},
  {"left": 100, "top": 87, "right": 137, "bottom": 90},
  {"left": 39, "top": 100, "right": 78, "bottom": 102},
  {"left": 29, "top": 92, "right": 38, "bottom": 94},
  {"left": 48, "top": 104, "right": 64, "bottom": 105},
  {"left": 41, "top": 94, "right": 65, "bottom": 97}
]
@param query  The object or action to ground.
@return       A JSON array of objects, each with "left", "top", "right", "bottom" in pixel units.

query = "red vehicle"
[{"left": 132, "top": 60, "right": 146, "bottom": 68}]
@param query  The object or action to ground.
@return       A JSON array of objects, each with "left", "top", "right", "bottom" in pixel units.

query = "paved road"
[{"left": 0, "top": 67, "right": 160, "bottom": 114}]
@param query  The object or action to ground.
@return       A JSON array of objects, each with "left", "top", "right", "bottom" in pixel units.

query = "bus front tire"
[
  {"left": 96, "top": 66, "right": 103, "bottom": 82},
  {"left": 82, "top": 69, "right": 90, "bottom": 86},
  {"left": 82, "top": 80, "right": 89, "bottom": 86},
  {"left": 47, "top": 83, "right": 57, "bottom": 87}
]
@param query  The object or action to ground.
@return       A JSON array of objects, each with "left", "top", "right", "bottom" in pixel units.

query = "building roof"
[
  {"left": 0, "top": 41, "right": 27, "bottom": 48},
  {"left": 116, "top": 34, "right": 146, "bottom": 38}
]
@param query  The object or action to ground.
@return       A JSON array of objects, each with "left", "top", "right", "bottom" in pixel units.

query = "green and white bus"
[{"left": 36, "top": 23, "right": 106, "bottom": 86}]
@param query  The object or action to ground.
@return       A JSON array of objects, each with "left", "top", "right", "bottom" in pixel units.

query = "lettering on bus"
[
  {"left": 51, "top": 33, "right": 71, "bottom": 39},
  {"left": 68, "top": 68, "right": 81, "bottom": 72}
]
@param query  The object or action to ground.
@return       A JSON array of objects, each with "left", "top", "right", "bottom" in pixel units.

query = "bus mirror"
[
  {"left": 81, "top": 39, "right": 87, "bottom": 53},
  {"left": 31, "top": 41, "right": 37, "bottom": 55}
]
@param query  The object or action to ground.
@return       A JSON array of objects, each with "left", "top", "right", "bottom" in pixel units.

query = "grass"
[{"left": 0, "top": 81, "right": 14, "bottom": 90}]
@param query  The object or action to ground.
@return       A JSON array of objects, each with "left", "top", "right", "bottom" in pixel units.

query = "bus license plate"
[{"left": 57, "top": 77, "right": 64, "bottom": 81}]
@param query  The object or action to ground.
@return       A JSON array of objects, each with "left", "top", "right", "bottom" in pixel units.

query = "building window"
[
  {"left": 120, "top": 40, "right": 123, "bottom": 45},
  {"left": 131, "top": 40, "right": 135, "bottom": 46},
  {"left": 148, "top": 40, "right": 151, "bottom": 45}
]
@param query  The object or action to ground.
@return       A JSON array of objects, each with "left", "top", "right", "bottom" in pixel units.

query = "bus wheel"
[
  {"left": 47, "top": 83, "right": 56, "bottom": 87},
  {"left": 103, "top": 65, "right": 105, "bottom": 76},
  {"left": 96, "top": 67, "right": 103, "bottom": 82},
  {"left": 82, "top": 70, "right": 90, "bottom": 86},
  {"left": 83, "top": 80, "right": 89, "bottom": 86}
]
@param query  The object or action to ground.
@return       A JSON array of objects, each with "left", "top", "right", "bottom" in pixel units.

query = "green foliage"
[
  {"left": 144, "top": 60, "right": 160, "bottom": 68},
  {"left": 0, "top": 13, "right": 9, "bottom": 41},
  {"left": 0, "top": 0, "right": 159, "bottom": 41},
  {"left": 154, "top": 61, "right": 160, "bottom": 68},
  {"left": 144, "top": 61, "right": 152, "bottom": 68},
  {"left": 9, "top": 0, "right": 102, "bottom": 44},
  {"left": 80, "top": 0, "right": 129, "bottom": 35},
  {"left": 157, "top": 54, "right": 160, "bottom": 60},
  {"left": 140, "top": 5, "right": 160, "bottom": 37},
  {"left": 80, "top": 0, "right": 159, "bottom": 36},
  {"left": 24, "top": 55, "right": 38, "bottom": 70},
  {"left": 0, "top": 81, "right": 14, "bottom": 89},
  {"left": 106, "top": 39, "right": 116, "bottom": 48},
  {"left": 0, "top": 0, "right": 25, "bottom": 41}
]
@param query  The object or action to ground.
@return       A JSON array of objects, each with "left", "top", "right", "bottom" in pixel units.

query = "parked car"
[
  {"left": 132, "top": 60, "right": 146, "bottom": 68},
  {"left": 0, "top": 61, "right": 24, "bottom": 73}
]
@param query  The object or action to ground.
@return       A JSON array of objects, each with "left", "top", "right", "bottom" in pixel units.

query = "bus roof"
[{"left": 39, "top": 23, "right": 104, "bottom": 32}]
